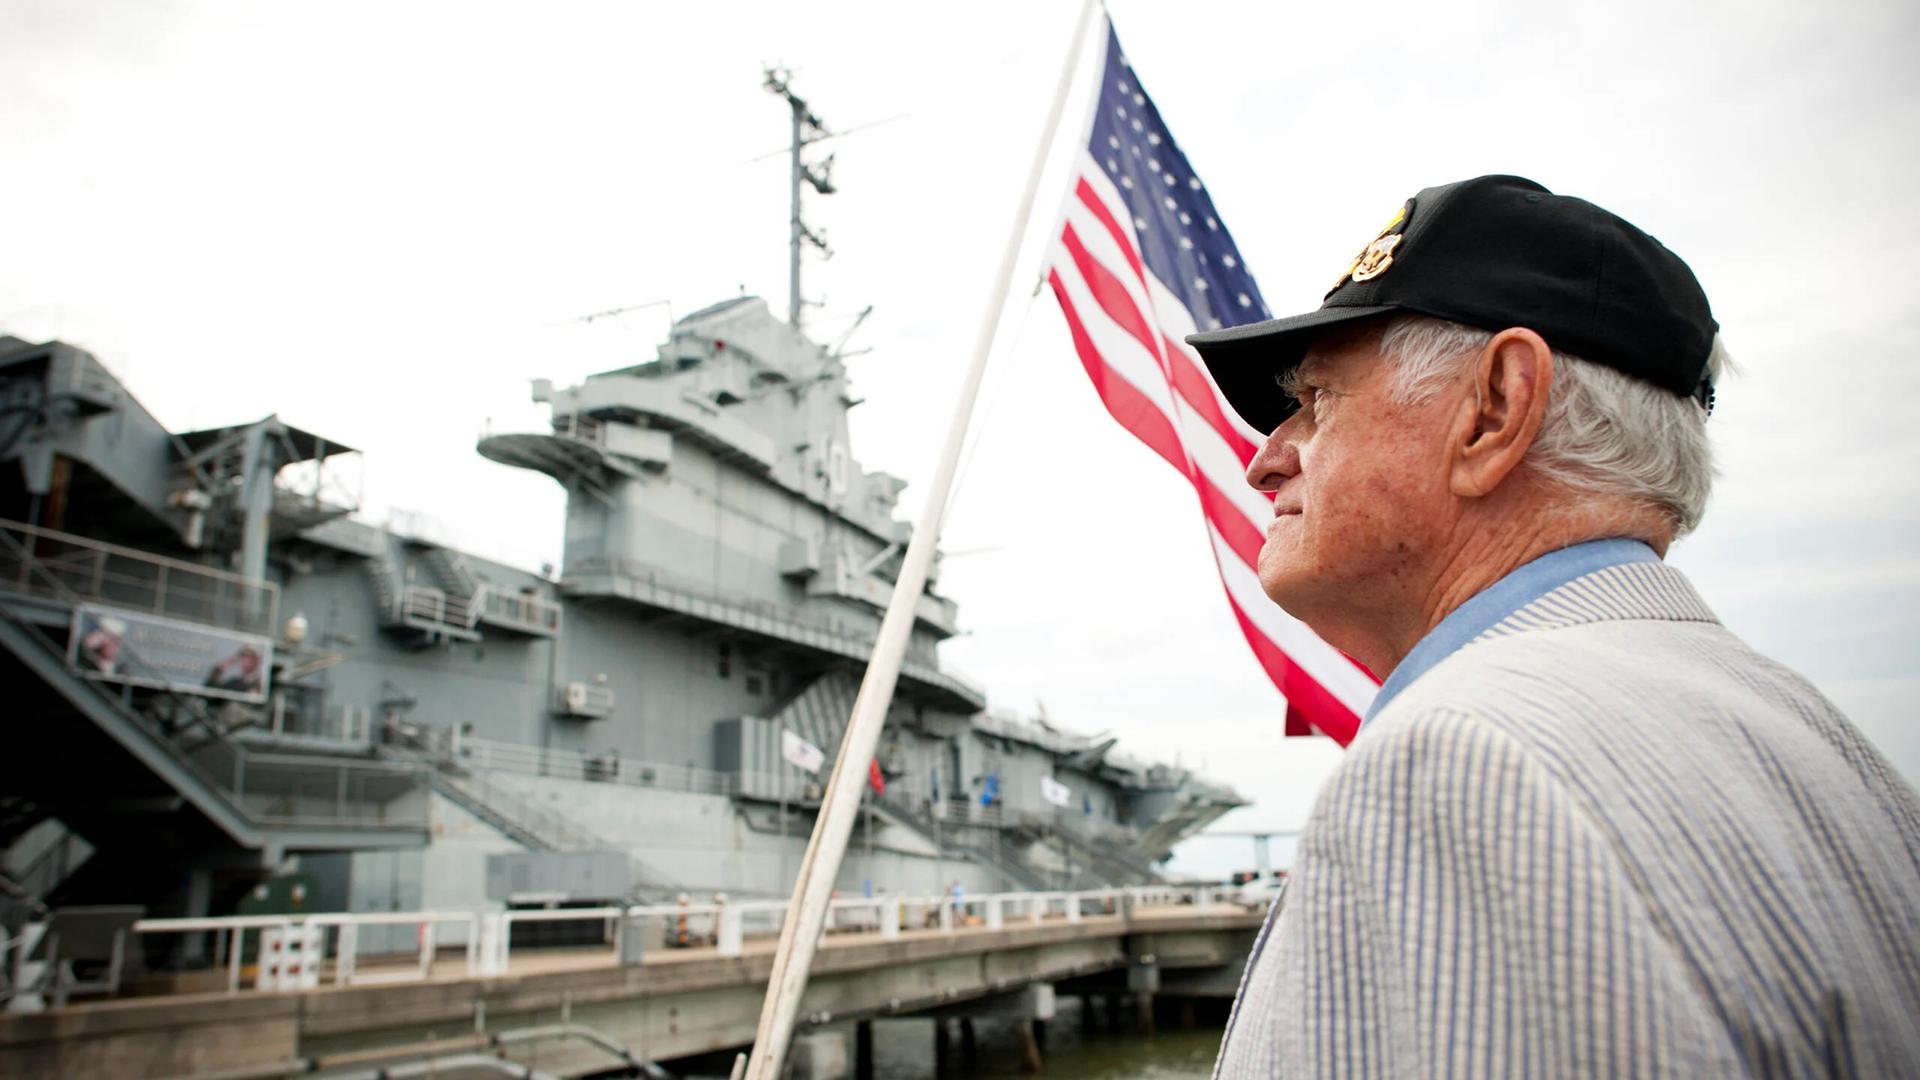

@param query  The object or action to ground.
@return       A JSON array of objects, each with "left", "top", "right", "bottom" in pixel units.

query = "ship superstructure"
[{"left": 0, "top": 306, "right": 1242, "bottom": 952}]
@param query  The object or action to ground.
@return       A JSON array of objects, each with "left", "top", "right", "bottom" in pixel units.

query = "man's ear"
[{"left": 1450, "top": 327, "right": 1553, "bottom": 499}]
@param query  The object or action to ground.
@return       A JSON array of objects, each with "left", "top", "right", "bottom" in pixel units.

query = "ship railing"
[
  {"left": 390, "top": 579, "right": 561, "bottom": 639},
  {"left": 218, "top": 749, "right": 432, "bottom": 831},
  {"left": 472, "top": 584, "right": 562, "bottom": 635},
  {"left": 563, "top": 555, "right": 988, "bottom": 708},
  {"left": 555, "top": 413, "right": 606, "bottom": 446},
  {"left": 114, "top": 883, "right": 1236, "bottom": 997},
  {"left": 0, "top": 518, "right": 279, "bottom": 636},
  {"left": 396, "top": 583, "right": 479, "bottom": 630},
  {"left": 456, "top": 734, "right": 741, "bottom": 797},
  {"left": 478, "top": 414, "right": 607, "bottom": 447},
  {"left": 938, "top": 796, "right": 1006, "bottom": 829}
]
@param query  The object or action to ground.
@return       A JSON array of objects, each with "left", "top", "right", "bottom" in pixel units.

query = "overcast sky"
[{"left": 5, "top": 0, "right": 1916, "bottom": 875}]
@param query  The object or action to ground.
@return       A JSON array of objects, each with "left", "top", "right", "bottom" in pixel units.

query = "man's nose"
[{"left": 1245, "top": 422, "right": 1300, "bottom": 492}]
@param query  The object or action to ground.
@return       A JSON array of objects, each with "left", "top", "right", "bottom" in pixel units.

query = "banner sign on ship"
[
  {"left": 1041, "top": 775, "right": 1073, "bottom": 808},
  {"left": 781, "top": 729, "right": 825, "bottom": 774},
  {"left": 67, "top": 604, "right": 273, "bottom": 704}
]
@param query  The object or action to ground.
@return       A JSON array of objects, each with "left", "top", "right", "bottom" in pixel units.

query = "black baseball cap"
[{"left": 1186, "top": 175, "right": 1719, "bottom": 433}]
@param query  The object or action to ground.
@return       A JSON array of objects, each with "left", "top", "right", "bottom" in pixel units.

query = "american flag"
[{"left": 1044, "top": 19, "right": 1378, "bottom": 745}]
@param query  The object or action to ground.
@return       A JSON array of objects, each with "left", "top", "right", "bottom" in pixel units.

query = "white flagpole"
[{"left": 735, "top": 3, "right": 1102, "bottom": 1076}]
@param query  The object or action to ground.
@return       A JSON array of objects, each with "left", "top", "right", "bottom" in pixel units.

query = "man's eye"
[{"left": 1276, "top": 372, "right": 1323, "bottom": 419}]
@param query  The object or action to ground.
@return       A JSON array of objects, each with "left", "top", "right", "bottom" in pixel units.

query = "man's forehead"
[{"left": 1297, "top": 322, "right": 1385, "bottom": 379}]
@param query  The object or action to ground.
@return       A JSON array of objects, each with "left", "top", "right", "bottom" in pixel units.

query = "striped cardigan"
[{"left": 1214, "top": 561, "right": 1920, "bottom": 1078}]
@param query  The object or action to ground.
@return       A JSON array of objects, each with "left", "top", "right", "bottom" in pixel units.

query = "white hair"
[{"left": 1376, "top": 315, "right": 1726, "bottom": 536}]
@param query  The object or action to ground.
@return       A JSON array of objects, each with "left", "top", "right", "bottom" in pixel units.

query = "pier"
[{"left": 1, "top": 886, "right": 1264, "bottom": 1078}]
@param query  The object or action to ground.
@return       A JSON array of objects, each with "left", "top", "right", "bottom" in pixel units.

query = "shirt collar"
[{"left": 1363, "top": 537, "right": 1660, "bottom": 726}]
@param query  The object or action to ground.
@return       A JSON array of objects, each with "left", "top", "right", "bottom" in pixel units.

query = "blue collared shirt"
[{"left": 1364, "top": 538, "right": 1660, "bottom": 726}]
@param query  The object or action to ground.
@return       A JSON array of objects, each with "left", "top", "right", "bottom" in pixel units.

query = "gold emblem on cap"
[
  {"left": 1349, "top": 233, "right": 1402, "bottom": 283},
  {"left": 1329, "top": 201, "right": 1410, "bottom": 294}
]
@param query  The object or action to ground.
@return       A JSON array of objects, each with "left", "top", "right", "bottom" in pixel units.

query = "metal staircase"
[
  {"left": 364, "top": 546, "right": 558, "bottom": 643},
  {"left": 867, "top": 796, "right": 1051, "bottom": 892},
  {"left": 768, "top": 668, "right": 861, "bottom": 759},
  {"left": 1050, "top": 822, "right": 1162, "bottom": 885},
  {"left": 377, "top": 732, "right": 677, "bottom": 893},
  {"left": 418, "top": 546, "right": 477, "bottom": 597},
  {"left": 363, "top": 552, "right": 481, "bottom": 646},
  {"left": 428, "top": 767, "right": 603, "bottom": 852},
  {"left": 362, "top": 556, "right": 400, "bottom": 622},
  {"left": 0, "top": 521, "right": 431, "bottom": 860}
]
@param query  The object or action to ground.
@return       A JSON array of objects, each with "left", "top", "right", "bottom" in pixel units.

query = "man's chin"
[{"left": 1255, "top": 557, "right": 1315, "bottom": 617}]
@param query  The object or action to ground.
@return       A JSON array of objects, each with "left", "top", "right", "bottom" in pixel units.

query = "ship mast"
[{"left": 763, "top": 68, "right": 836, "bottom": 330}]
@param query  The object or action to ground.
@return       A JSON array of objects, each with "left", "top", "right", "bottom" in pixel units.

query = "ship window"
[
  {"left": 745, "top": 673, "right": 764, "bottom": 696},
  {"left": 718, "top": 642, "right": 732, "bottom": 678}
]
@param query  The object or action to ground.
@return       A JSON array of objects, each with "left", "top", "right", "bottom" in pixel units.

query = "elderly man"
[{"left": 1188, "top": 175, "right": 1920, "bottom": 1078}]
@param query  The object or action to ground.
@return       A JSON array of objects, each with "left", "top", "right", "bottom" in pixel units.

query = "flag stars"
[{"left": 1081, "top": 55, "right": 1256, "bottom": 348}]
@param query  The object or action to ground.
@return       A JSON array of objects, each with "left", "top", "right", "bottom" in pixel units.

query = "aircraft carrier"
[{"left": 0, "top": 294, "right": 1244, "bottom": 963}]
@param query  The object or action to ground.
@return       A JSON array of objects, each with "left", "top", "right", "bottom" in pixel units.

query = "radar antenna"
[{"left": 763, "top": 67, "right": 837, "bottom": 331}]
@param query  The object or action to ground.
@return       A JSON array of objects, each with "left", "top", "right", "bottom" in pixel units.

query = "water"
[
  {"left": 866, "top": 999, "right": 1225, "bottom": 1080},
  {"left": 668, "top": 1000, "right": 1226, "bottom": 1079}
]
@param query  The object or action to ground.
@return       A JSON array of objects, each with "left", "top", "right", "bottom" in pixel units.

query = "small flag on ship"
[
  {"left": 781, "top": 729, "right": 824, "bottom": 774},
  {"left": 1041, "top": 775, "right": 1073, "bottom": 808}
]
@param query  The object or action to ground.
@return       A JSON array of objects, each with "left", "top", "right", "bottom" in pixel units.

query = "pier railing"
[{"left": 110, "top": 883, "right": 1250, "bottom": 998}]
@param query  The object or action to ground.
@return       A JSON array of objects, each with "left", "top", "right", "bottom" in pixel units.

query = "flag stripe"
[
  {"left": 1196, "top": 473, "right": 1266, "bottom": 570},
  {"left": 1048, "top": 269, "right": 1186, "bottom": 471},
  {"left": 1223, "top": 590, "right": 1361, "bottom": 744},
  {"left": 1059, "top": 222, "right": 1166, "bottom": 372},
  {"left": 1049, "top": 229, "right": 1182, "bottom": 422},
  {"left": 1074, "top": 177, "right": 1150, "bottom": 298},
  {"left": 1043, "top": 20, "right": 1379, "bottom": 744},
  {"left": 1163, "top": 332, "right": 1261, "bottom": 463},
  {"left": 1207, "top": 526, "right": 1380, "bottom": 711},
  {"left": 1071, "top": 170, "right": 1261, "bottom": 464}
]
